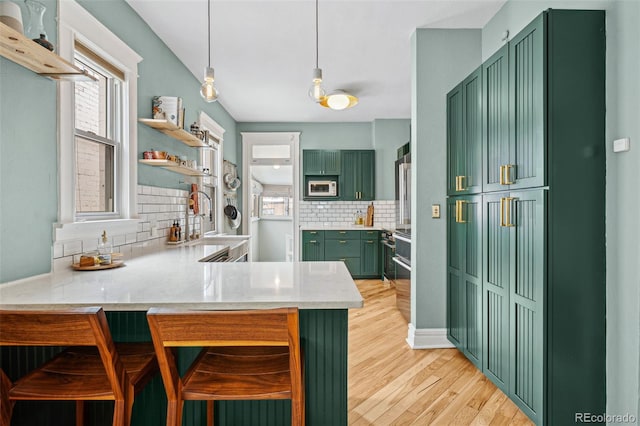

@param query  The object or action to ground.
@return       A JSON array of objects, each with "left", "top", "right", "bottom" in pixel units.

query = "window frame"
[{"left": 55, "top": 0, "right": 142, "bottom": 242}]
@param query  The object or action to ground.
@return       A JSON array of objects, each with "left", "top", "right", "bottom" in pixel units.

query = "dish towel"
[{"left": 190, "top": 183, "right": 199, "bottom": 215}]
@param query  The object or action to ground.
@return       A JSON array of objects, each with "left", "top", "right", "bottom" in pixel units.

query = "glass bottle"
[
  {"left": 24, "top": 0, "right": 53, "bottom": 50},
  {"left": 97, "top": 230, "right": 112, "bottom": 265}
]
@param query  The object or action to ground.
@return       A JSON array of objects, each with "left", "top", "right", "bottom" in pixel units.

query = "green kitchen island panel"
[{"left": 0, "top": 255, "right": 362, "bottom": 426}]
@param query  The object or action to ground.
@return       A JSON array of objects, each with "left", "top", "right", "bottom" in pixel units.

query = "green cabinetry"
[
  {"left": 447, "top": 67, "right": 482, "bottom": 196},
  {"left": 302, "top": 229, "right": 379, "bottom": 278},
  {"left": 303, "top": 150, "right": 341, "bottom": 175},
  {"left": 446, "top": 9, "right": 605, "bottom": 425},
  {"left": 446, "top": 195, "right": 482, "bottom": 369},
  {"left": 340, "top": 150, "right": 375, "bottom": 201}
]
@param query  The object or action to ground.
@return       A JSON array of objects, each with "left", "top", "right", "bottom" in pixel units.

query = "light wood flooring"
[{"left": 348, "top": 279, "right": 534, "bottom": 425}]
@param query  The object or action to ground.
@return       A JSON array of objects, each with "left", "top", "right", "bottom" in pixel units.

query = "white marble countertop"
[{"left": 0, "top": 242, "right": 363, "bottom": 311}]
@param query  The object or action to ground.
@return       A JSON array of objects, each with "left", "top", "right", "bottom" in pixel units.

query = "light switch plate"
[
  {"left": 432, "top": 204, "right": 440, "bottom": 218},
  {"left": 613, "top": 138, "right": 630, "bottom": 153}
]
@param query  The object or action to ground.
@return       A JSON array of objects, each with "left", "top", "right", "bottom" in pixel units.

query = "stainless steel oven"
[{"left": 380, "top": 230, "right": 395, "bottom": 282}]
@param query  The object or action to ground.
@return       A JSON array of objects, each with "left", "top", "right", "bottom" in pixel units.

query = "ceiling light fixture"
[
  {"left": 320, "top": 90, "right": 359, "bottom": 110},
  {"left": 308, "top": 0, "right": 325, "bottom": 103},
  {"left": 199, "top": 0, "right": 218, "bottom": 102}
]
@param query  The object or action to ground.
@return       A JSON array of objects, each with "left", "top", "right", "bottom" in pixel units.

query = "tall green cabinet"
[
  {"left": 446, "top": 9, "right": 606, "bottom": 425},
  {"left": 341, "top": 150, "right": 375, "bottom": 201}
]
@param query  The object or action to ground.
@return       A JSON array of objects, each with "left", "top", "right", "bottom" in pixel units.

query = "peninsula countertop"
[{"left": 0, "top": 243, "right": 363, "bottom": 311}]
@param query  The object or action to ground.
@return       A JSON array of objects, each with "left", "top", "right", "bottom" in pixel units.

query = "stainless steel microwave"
[{"left": 308, "top": 180, "right": 337, "bottom": 197}]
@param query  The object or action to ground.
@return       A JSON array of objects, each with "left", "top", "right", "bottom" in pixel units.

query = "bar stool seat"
[
  {"left": 0, "top": 307, "right": 159, "bottom": 426},
  {"left": 147, "top": 307, "right": 304, "bottom": 426}
]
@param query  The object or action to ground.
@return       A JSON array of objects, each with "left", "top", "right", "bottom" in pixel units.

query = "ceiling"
[
  {"left": 126, "top": 0, "right": 505, "bottom": 123},
  {"left": 251, "top": 165, "right": 293, "bottom": 186}
]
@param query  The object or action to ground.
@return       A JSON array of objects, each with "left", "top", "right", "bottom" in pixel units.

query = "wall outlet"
[
  {"left": 613, "top": 137, "right": 630, "bottom": 153},
  {"left": 432, "top": 204, "right": 440, "bottom": 219}
]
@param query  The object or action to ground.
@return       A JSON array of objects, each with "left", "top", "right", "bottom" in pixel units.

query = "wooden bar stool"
[
  {"left": 0, "top": 307, "right": 158, "bottom": 426},
  {"left": 147, "top": 307, "right": 304, "bottom": 426}
]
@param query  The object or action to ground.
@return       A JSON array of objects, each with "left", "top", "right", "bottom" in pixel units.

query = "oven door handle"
[
  {"left": 381, "top": 241, "right": 396, "bottom": 249},
  {"left": 394, "top": 234, "right": 411, "bottom": 244},
  {"left": 392, "top": 256, "right": 411, "bottom": 271}
]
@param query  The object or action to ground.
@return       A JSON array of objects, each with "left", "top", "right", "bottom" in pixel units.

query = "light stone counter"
[
  {"left": 299, "top": 225, "right": 385, "bottom": 231},
  {"left": 0, "top": 242, "right": 363, "bottom": 311}
]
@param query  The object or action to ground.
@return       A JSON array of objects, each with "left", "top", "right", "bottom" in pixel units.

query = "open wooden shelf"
[
  {"left": 139, "top": 159, "right": 209, "bottom": 177},
  {"left": 0, "top": 22, "right": 93, "bottom": 80},
  {"left": 138, "top": 118, "right": 209, "bottom": 148}
]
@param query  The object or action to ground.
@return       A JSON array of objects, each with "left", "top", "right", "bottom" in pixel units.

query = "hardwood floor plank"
[{"left": 348, "top": 280, "right": 534, "bottom": 426}]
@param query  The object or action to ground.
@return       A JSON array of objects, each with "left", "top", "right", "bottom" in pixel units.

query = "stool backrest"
[
  {"left": 0, "top": 307, "right": 126, "bottom": 399},
  {"left": 147, "top": 307, "right": 301, "bottom": 401}
]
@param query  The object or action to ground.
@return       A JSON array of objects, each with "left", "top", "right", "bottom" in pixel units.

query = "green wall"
[
  {"left": 372, "top": 119, "right": 410, "bottom": 200},
  {"left": 411, "top": 29, "right": 481, "bottom": 329},
  {"left": 0, "top": 0, "right": 58, "bottom": 283}
]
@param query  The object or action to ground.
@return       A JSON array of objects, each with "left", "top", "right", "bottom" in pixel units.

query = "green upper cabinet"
[
  {"left": 303, "top": 150, "right": 341, "bottom": 175},
  {"left": 508, "top": 14, "right": 545, "bottom": 190},
  {"left": 340, "top": 150, "right": 375, "bottom": 201},
  {"left": 447, "top": 67, "right": 482, "bottom": 196},
  {"left": 482, "top": 44, "right": 510, "bottom": 193}
]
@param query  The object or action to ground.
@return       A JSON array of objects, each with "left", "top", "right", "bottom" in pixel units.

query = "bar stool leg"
[
  {"left": 206, "top": 401, "right": 214, "bottom": 426},
  {"left": 75, "top": 401, "right": 85, "bottom": 426},
  {"left": 112, "top": 400, "right": 125, "bottom": 426}
]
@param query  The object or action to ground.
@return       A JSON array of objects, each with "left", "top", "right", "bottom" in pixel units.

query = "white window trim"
[
  {"left": 54, "top": 0, "right": 142, "bottom": 242},
  {"left": 197, "top": 111, "right": 225, "bottom": 236}
]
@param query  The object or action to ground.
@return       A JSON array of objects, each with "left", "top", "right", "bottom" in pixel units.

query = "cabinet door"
[
  {"left": 446, "top": 197, "right": 465, "bottom": 349},
  {"left": 482, "top": 192, "right": 510, "bottom": 391},
  {"left": 302, "top": 231, "right": 324, "bottom": 261},
  {"left": 483, "top": 45, "right": 510, "bottom": 193},
  {"left": 360, "top": 237, "right": 379, "bottom": 277},
  {"left": 509, "top": 14, "right": 545, "bottom": 190},
  {"left": 323, "top": 150, "right": 341, "bottom": 175},
  {"left": 447, "top": 83, "right": 464, "bottom": 196},
  {"left": 462, "top": 68, "right": 482, "bottom": 194},
  {"left": 340, "top": 151, "right": 358, "bottom": 201},
  {"left": 358, "top": 150, "right": 375, "bottom": 201},
  {"left": 462, "top": 195, "right": 482, "bottom": 367},
  {"left": 508, "top": 189, "right": 545, "bottom": 424},
  {"left": 303, "top": 150, "right": 324, "bottom": 175}
]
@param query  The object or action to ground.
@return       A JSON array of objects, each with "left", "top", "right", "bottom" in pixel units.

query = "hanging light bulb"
[
  {"left": 200, "top": 0, "right": 218, "bottom": 103},
  {"left": 308, "top": 68, "right": 326, "bottom": 102},
  {"left": 308, "top": 0, "right": 326, "bottom": 103},
  {"left": 200, "top": 66, "right": 218, "bottom": 102}
]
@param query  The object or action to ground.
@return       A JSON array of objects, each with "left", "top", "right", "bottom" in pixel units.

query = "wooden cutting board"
[{"left": 365, "top": 203, "right": 374, "bottom": 227}]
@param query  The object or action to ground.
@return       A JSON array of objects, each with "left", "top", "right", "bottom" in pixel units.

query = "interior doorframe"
[{"left": 241, "top": 132, "right": 300, "bottom": 261}]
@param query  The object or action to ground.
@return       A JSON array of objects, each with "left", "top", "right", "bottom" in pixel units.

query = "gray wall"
[
  {"left": 483, "top": 0, "right": 639, "bottom": 420},
  {"left": 0, "top": 0, "right": 238, "bottom": 283},
  {"left": 411, "top": 29, "right": 481, "bottom": 328}
]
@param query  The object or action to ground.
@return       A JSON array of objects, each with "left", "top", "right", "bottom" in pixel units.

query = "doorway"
[{"left": 241, "top": 132, "right": 300, "bottom": 262}]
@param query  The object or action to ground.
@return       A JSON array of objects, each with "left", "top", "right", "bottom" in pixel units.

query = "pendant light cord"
[
  {"left": 207, "top": 0, "right": 211, "bottom": 68},
  {"left": 314, "top": 0, "right": 319, "bottom": 69}
]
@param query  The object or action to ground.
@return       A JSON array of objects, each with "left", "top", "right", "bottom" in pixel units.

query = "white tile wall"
[
  {"left": 299, "top": 200, "right": 395, "bottom": 229},
  {"left": 52, "top": 185, "right": 209, "bottom": 271}
]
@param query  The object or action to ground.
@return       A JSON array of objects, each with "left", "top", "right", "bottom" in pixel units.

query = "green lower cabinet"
[
  {"left": 446, "top": 195, "right": 482, "bottom": 369},
  {"left": 302, "top": 230, "right": 379, "bottom": 278}
]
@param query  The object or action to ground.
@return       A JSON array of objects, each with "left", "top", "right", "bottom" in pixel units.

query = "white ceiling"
[
  {"left": 126, "top": 0, "right": 505, "bottom": 123},
  {"left": 251, "top": 165, "right": 293, "bottom": 186}
]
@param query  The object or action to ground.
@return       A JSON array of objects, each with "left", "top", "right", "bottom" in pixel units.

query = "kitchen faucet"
[{"left": 185, "top": 190, "right": 213, "bottom": 242}]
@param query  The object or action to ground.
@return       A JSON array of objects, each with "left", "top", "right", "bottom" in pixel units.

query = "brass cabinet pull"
[
  {"left": 499, "top": 166, "right": 505, "bottom": 185},
  {"left": 459, "top": 176, "right": 465, "bottom": 191},
  {"left": 339, "top": 240, "right": 347, "bottom": 244},
  {"left": 339, "top": 231, "right": 346, "bottom": 234},
  {"left": 499, "top": 198, "right": 505, "bottom": 227},
  {"left": 309, "top": 240, "right": 317, "bottom": 244},
  {"left": 503, "top": 164, "right": 515, "bottom": 185},
  {"left": 366, "top": 240, "right": 374, "bottom": 244},
  {"left": 339, "top": 258, "right": 346, "bottom": 261},
  {"left": 504, "top": 197, "right": 516, "bottom": 227},
  {"left": 455, "top": 200, "right": 467, "bottom": 224},
  {"left": 310, "top": 231, "right": 317, "bottom": 235}
]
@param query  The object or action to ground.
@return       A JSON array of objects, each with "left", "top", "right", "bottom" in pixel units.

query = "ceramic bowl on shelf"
[{"left": 152, "top": 151, "right": 167, "bottom": 159}]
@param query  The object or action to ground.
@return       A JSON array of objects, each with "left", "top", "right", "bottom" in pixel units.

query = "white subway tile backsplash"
[{"left": 299, "top": 200, "right": 395, "bottom": 229}]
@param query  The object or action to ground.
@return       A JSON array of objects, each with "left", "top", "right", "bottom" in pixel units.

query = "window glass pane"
[
  {"left": 75, "top": 136, "right": 114, "bottom": 213},
  {"left": 261, "top": 196, "right": 291, "bottom": 217},
  {"left": 74, "top": 59, "right": 108, "bottom": 137}
]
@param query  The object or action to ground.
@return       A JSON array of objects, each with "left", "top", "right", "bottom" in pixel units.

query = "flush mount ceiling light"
[
  {"left": 308, "top": 0, "right": 358, "bottom": 110},
  {"left": 320, "top": 90, "right": 359, "bottom": 110},
  {"left": 199, "top": 0, "right": 218, "bottom": 102}
]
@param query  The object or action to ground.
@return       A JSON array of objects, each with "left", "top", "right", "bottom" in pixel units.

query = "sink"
[{"left": 198, "top": 234, "right": 250, "bottom": 261}]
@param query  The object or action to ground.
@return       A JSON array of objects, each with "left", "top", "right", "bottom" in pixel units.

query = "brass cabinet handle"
[
  {"left": 339, "top": 258, "right": 346, "bottom": 261},
  {"left": 339, "top": 231, "right": 346, "bottom": 234},
  {"left": 504, "top": 197, "right": 516, "bottom": 227},
  {"left": 339, "top": 240, "right": 347, "bottom": 244},
  {"left": 502, "top": 164, "right": 515, "bottom": 185},
  {"left": 499, "top": 197, "right": 505, "bottom": 227},
  {"left": 459, "top": 176, "right": 465, "bottom": 191},
  {"left": 309, "top": 240, "right": 317, "bottom": 244},
  {"left": 366, "top": 240, "right": 374, "bottom": 244},
  {"left": 455, "top": 200, "right": 467, "bottom": 224},
  {"left": 310, "top": 231, "right": 317, "bottom": 234},
  {"left": 499, "top": 166, "right": 505, "bottom": 185}
]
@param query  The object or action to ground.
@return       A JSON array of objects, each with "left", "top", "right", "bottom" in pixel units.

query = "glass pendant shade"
[
  {"left": 200, "top": 66, "right": 218, "bottom": 103},
  {"left": 308, "top": 68, "right": 326, "bottom": 102}
]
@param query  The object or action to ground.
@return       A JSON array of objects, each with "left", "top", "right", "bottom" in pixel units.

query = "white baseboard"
[{"left": 406, "top": 324, "right": 456, "bottom": 349}]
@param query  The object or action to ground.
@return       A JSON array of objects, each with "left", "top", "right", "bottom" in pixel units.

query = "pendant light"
[
  {"left": 320, "top": 90, "right": 359, "bottom": 110},
  {"left": 200, "top": 0, "right": 218, "bottom": 102},
  {"left": 308, "top": 0, "right": 326, "bottom": 103}
]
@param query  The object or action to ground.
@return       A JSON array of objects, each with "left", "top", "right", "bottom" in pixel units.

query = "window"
[
  {"left": 261, "top": 196, "right": 293, "bottom": 217},
  {"left": 55, "top": 0, "right": 142, "bottom": 242},
  {"left": 73, "top": 52, "right": 123, "bottom": 216}
]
